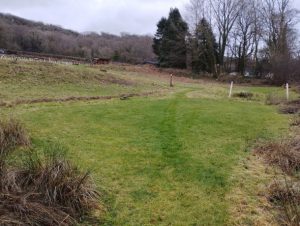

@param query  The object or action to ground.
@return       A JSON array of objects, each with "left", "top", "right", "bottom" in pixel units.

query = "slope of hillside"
[
  {"left": 0, "top": 12, "right": 155, "bottom": 63},
  {"left": 0, "top": 59, "right": 167, "bottom": 106}
]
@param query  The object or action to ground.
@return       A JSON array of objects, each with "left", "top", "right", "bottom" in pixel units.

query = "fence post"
[
  {"left": 286, "top": 83, "right": 289, "bottom": 101},
  {"left": 170, "top": 74, "right": 173, "bottom": 87},
  {"left": 229, "top": 81, "right": 233, "bottom": 98}
]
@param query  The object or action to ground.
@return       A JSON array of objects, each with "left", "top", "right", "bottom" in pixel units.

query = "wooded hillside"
[{"left": 0, "top": 13, "right": 155, "bottom": 63}]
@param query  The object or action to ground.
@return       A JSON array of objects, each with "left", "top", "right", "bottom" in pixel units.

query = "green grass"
[
  {"left": 0, "top": 60, "right": 291, "bottom": 225},
  {"left": 0, "top": 59, "right": 165, "bottom": 103}
]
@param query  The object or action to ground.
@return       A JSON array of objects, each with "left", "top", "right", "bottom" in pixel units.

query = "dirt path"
[{"left": 0, "top": 91, "right": 163, "bottom": 108}]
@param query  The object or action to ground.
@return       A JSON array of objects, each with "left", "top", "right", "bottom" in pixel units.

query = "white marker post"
[
  {"left": 229, "top": 81, "right": 233, "bottom": 98},
  {"left": 286, "top": 83, "right": 289, "bottom": 101}
]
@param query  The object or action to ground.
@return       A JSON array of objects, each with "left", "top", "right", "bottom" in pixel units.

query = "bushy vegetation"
[
  {"left": 0, "top": 119, "right": 101, "bottom": 225},
  {"left": 280, "top": 100, "right": 300, "bottom": 114},
  {"left": 256, "top": 94, "right": 300, "bottom": 225},
  {"left": 268, "top": 179, "right": 300, "bottom": 225},
  {"left": 233, "top": 92, "right": 254, "bottom": 99},
  {"left": 256, "top": 139, "right": 300, "bottom": 175}
]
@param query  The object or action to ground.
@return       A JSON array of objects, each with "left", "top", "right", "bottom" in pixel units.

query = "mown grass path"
[{"left": 4, "top": 88, "right": 288, "bottom": 225}]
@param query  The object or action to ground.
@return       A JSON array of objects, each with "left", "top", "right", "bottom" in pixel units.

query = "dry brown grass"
[
  {"left": 255, "top": 139, "right": 300, "bottom": 175},
  {"left": 265, "top": 94, "right": 287, "bottom": 105},
  {"left": 0, "top": 157, "right": 100, "bottom": 225},
  {"left": 0, "top": 119, "right": 102, "bottom": 225},
  {"left": 255, "top": 136, "right": 300, "bottom": 225},
  {"left": 291, "top": 116, "right": 300, "bottom": 127},
  {"left": 227, "top": 155, "right": 279, "bottom": 226},
  {"left": 268, "top": 179, "right": 300, "bottom": 226},
  {"left": 0, "top": 119, "right": 30, "bottom": 166},
  {"left": 280, "top": 100, "right": 300, "bottom": 114}
]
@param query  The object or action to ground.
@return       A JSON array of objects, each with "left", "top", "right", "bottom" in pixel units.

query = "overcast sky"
[{"left": 1, "top": 0, "right": 300, "bottom": 35}]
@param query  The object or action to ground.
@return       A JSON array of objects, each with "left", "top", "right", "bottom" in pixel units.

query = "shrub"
[
  {"left": 265, "top": 94, "right": 286, "bottom": 105},
  {"left": 291, "top": 116, "right": 300, "bottom": 126},
  {"left": 233, "top": 92, "right": 254, "bottom": 99},
  {"left": 255, "top": 139, "right": 300, "bottom": 175},
  {"left": 268, "top": 179, "right": 300, "bottom": 226},
  {"left": 280, "top": 100, "right": 300, "bottom": 114}
]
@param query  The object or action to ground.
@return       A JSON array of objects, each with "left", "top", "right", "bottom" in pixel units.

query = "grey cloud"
[
  {"left": 0, "top": 0, "right": 189, "bottom": 35},
  {"left": 2, "top": 0, "right": 299, "bottom": 35}
]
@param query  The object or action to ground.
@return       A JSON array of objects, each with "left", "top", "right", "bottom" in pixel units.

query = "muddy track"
[{"left": 0, "top": 91, "right": 160, "bottom": 108}]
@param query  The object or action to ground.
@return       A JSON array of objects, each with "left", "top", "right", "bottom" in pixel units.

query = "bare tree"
[
  {"left": 261, "top": 0, "right": 299, "bottom": 55},
  {"left": 260, "top": 0, "right": 299, "bottom": 83},
  {"left": 185, "top": 0, "right": 212, "bottom": 32},
  {"left": 209, "top": 0, "right": 243, "bottom": 68},
  {"left": 233, "top": 0, "right": 258, "bottom": 75}
]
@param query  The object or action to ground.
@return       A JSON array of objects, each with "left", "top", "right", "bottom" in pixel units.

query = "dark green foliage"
[
  {"left": 153, "top": 8, "right": 188, "bottom": 69},
  {"left": 153, "top": 18, "right": 167, "bottom": 57},
  {"left": 191, "top": 18, "right": 218, "bottom": 77}
]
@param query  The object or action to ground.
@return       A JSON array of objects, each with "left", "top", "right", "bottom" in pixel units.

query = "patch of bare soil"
[{"left": 0, "top": 92, "right": 159, "bottom": 108}]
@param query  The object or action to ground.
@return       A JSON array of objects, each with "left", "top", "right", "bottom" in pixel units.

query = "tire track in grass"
[
  {"left": 157, "top": 93, "right": 190, "bottom": 177},
  {"left": 157, "top": 92, "right": 228, "bottom": 188}
]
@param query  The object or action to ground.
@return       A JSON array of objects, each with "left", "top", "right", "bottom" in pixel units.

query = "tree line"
[
  {"left": 153, "top": 0, "right": 300, "bottom": 84},
  {"left": 0, "top": 13, "right": 155, "bottom": 64}
]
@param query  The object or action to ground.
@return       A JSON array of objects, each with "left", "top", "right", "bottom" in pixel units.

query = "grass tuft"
[
  {"left": 0, "top": 118, "right": 30, "bottom": 166},
  {"left": 0, "top": 120, "right": 101, "bottom": 226}
]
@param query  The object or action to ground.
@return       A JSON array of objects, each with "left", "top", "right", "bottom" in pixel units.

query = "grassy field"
[
  {"left": 0, "top": 59, "right": 292, "bottom": 225},
  {"left": 0, "top": 60, "right": 165, "bottom": 103}
]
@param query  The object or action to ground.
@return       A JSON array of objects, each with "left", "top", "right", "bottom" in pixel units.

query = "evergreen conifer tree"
[
  {"left": 153, "top": 8, "right": 188, "bottom": 68},
  {"left": 191, "top": 18, "right": 218, "bottom": 77}
]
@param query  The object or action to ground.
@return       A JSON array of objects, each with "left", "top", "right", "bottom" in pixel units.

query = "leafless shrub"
[
  {"left": 280, "top": 100, "right": 300, "bottom": 114},
  {"left": 268, "top": 179, "right": 300, "bottom": 226},
  {"left": 291, "top": 116, "right": 300, "bottom": 127},
  {"left": 255, "top": 139, "right": 300, "bottom": 175},
  {"left": 233, "top": 92, "right": 254, "bottom": 99},
  {"left": 265, "top": 94, "right": 286, "bottom": 105}
]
